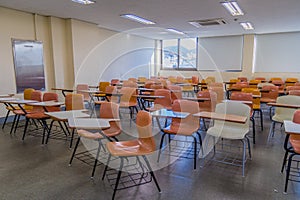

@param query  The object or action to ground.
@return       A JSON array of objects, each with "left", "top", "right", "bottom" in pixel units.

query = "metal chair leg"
[
  {"left": 14, "top": 114, "right": 21, "bottom": 133},
  {"left": 91, "top": 140, "right": 102, "bottom": 178},
  {"left": 241, "top": 139, "right": 246, "bottom": 177},
  {"left": 9, "top": 114, "right": 17, "bottom": 134},
  {"left": 267, "top": 121, "right": 275, "bottom": 142},
  {"left": 69, "top": 137, "right": 81, "bottom": 166},
  {"left": 102, "top": 154, "right": 111, "bottom": 180},
  {"left": 284, "top": 153, "right": 296, "bottom": 194},
  {"left": 142, "top": 155, "right": 161, "bottom": 192},
  {"left": 157, "top": 132, "right": 167, "bottom": 162},
  {"left": 2, "top": 110, "right": 10, "bottom": 129},
  {"left": 22, "top": 118, "right": 29, "bottom": 141},
  {"left": 45, "top": 120, "right": 55, "bottom": 144},
  {"left": 112, "top": 158, "right": 123, "bottom": 200}
]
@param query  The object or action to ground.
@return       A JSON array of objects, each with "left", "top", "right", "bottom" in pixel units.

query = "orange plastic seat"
[
  {"left": 46, "top": 93, "right": 85, "bottom": 147},
  {"left": 231, "top": 92, "right": 256, "bottom": 144},
  {"left": 158, "top": 99, "right": 201, "bottom": 169},
  {"left": 197, "top": 90, "right": 217, "bottom": 112},
  {"left": 238, "top": 77, "right": 248, "bottom": 82},
  {"left": 289, "top": 90, "right": 300, "bottom": 96},
  {"left": 119, "top": 87, "right": 138, "bottom": 120},
  {"left": 69, "top": 102, "right": 121, "bottom": 179},
  {"left": 5, "top": 88, "right": 35, "bottom": 133},
  {"left": 260, "top": 85, "right": 279, "bottom": 103},
  {"left": 22, "top": 91, "right": 48, "bottom": 143},
  {"left": 110, "top": 79, "right": 120, "bottom": 86},
  {"left": 284, "top": 110, "right": 300, "bottom": 193},
  {"left": 149, "top": 89, "right": 172, "bottom": 111},
  {"left": 103, "top": 111, "right": 161, "bottom": 199},
  {"left": 122, "top": 80, "right": 137, "bottom": 88},
  {"left": 242, "top": 88, "right": 263, "bottom": 131},
  {"left": 285, "top": 78, "right": 298, "bottom": 87},
  {"left": 167, "top": 85, "right": 182, "bottom": 103}
]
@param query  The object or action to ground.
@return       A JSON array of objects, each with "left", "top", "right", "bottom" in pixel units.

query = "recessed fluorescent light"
[
  {"left": 240, "top": 22, "right": 254, "bottom": 30},
  {"left": 221, "top": 1, "right": 244, "bottom": 16},
  {"left": 71, "top": 0, "right": 95, "bottom": 5},
  {"left": 120, "top": 14, "right": 156, "bottom": 25},
  {"left": 166, "top": 28, "right": 185, "bottom": 35}
]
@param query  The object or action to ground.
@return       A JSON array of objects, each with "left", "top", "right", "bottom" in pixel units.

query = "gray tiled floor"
[{"left": 0, "top": 108, "right": 300, "bottom": 200}]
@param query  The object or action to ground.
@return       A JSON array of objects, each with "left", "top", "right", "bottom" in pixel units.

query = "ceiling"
[{"left": 1, "top": 0, "right": 300, "bottom": 39}]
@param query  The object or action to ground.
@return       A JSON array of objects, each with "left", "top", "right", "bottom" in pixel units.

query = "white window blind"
[
  {"left": 198, "top": 35, "right": 243, "bottom": 71},
  {"left": 254, "top": 32, "right": 300, "bottom": 72}
]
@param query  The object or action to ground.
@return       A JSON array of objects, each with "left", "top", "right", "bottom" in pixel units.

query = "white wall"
[{"left": 71, "top": 22, "right": 155, "bottom": 85}]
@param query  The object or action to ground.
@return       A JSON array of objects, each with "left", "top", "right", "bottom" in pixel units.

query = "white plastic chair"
[
  {"left": 268, "top": 95, "right": 300, "bottom": 141},
  {"left": 204, "top": 101, "right": 251, "bottom": 176}
]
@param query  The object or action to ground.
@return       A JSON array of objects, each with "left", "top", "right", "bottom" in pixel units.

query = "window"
[
  {"left": 162, "top": 39, "right": 178, "bottom": 69},
  {"left": 162, "top": 38, "right": 197, "bottom": 70}
]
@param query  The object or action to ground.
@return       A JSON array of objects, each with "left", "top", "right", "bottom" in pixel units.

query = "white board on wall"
[
  {"left": 254, "top": 32, "right": 300, "bottom": 72},
  {"left": 198, "top": 35, "right": 243, "bottom": 71}
]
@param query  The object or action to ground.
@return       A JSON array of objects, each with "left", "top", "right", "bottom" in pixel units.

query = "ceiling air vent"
[{"left": 189, "top": 18, "right": 227, "bottom": 28}]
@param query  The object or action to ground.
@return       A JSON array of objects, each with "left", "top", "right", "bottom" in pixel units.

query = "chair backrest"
[
  {"left": 99, "top": 102, "right": 121, "bottom": 134},
  {"left": 119, "top": 87, "right": 137, "bottom": 104},
  {"left": 128, "top": 77, "right": 137, "bottom": 82},
  {"left": 176, "top": 76, "right": 185, "bottom": 83},
  {"left": 31, "top": 90, "right": 43, "bottom": 102},
  {"left": 197, "top": 90, "right": 217, "bottom": 112},
  {"left": 271, "top": 80, "right": 285, "bottom": 90},
  {"left": 110, "top": 79, "right": 120, "bottom": 85},
  {"left": 231, "top": 83, "right": 249, "bottom": 89},
  {"left": 23, "top": 88, "right": 35, "bottom": 110},
  {"left": 138, "top": 77, "right": 147, "bottom": 83},
  {"left": 289, "top": 90, "right": 300, "bottom": 96},
  {"left": 122, "top": 80, "right": 138, "bottom": 88},
  {"left": 76, "top": 84, "right": 90, "bottom": 101},
  {"left": 43, "top": 92, "right": 60, "bottom": 112},
  {"left": 65, "top": 94, "right": 84, "bottom": 111},
  {"left": 230, "top": 92, "right": 253, "bottom": 111},
  {"left": 274, "top": 95, "right": 300, "bottom": 121},
  {"left": 150, "top": 84, "right": 163, "bottom": 90},
  {"left": 43, "top": 92, "right": 58, "bottom": 102},
  {"left": 99, "top": 102, "right": 119, "bottom": 119},
  {"left": 136, "top": 110, "right": 153, "bottom": 138},
  {"left": 270, "top": 77, "right": 282, "bottom": 82},
  {"left": 238, "top": 77, "right": 248, "bottom": 82},
  {"left": 293, "top": 110, "right": 300, "bottom": 124},
  {"left": 249, "top": 79, "right": 261, "bottom": 88},
  {"left": 135, "top": 111, "right": 155, "bottom": 152},
  {"left": 192, "top": 76, "right": 199, "bottom": 84},
  {"left": 154, "top": 89, "right": 172, "bottom": 109},
  {"left": 24, "top": 88, "right": 35, "bottom": 100},
  {"left": 214, "top": 101, "right": 250, "bottom": 130},
  {"left": 255, "top": 77, "right": 266, "bottom": 81},
  {"left": 205, "top": 76, "right": 216, "bottom": 83},
  {"left": 294, "top": 82, "right": 300, "bottom": 86},
  {"left": 144, "top": 81, "right": 155, "bottom": 89},
  {"left": 257, "top": 82, "right": 275, "bottom": 89},
  {"left": 105, "top": 86, "right": 118, "bottom": 102},
  {"left": 261, "top": 85, "right": 279, "bottom": 100},
  {"left": 208, "top": 86, "right": 224, "bottom": 104},
  {"left": 171, "top": 99, "right": 200, "bottom": 131},
  {"left": 99, "top": 82, "right": 110, "bottom": 92},
  {"left": 208, "top": 82, "right": 223, "bottom": 88},
  {"left": 285, "top": 78, "right": 298, "bottom": 87},
  {"left": 286, "top": 86, "right": 300, "bottom": 92},
  {"left": 30, "top": 90, "right": 43, "bottom": 112},
  {"left": 241, "top": 88, "right": 261, "bottom": 108},
  {"left": 167, "top": 85, "right": 182, "bottom": 102}
]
